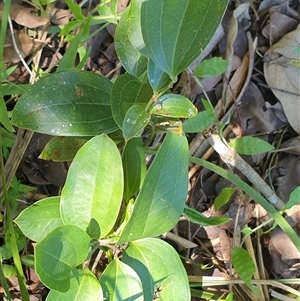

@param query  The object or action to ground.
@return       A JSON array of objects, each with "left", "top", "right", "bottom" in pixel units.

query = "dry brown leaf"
[
  {"left": 280, "top": 137, "right": 300, "bottom": 155},
  {"left": 264, "top": 25, "right": 300, "bottom": 134},
  {"left": 0, "top": 2, "right": 48, "bottom": 28},
  {"left": 3, "top": 30, "right": 43, "bottom": 63}
]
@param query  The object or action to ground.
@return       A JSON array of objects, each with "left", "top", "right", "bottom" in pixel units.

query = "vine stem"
[{"left": 206, "top": 133, "right": 285, "bottom": 210}]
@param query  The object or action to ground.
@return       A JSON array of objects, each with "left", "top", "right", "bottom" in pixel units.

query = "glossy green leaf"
[
  {"left": 111, "top": 74, "right": 153, "bottom": 128},
  {"left": 35, "top": 225, "right": 90, "bottom": 292},
  {"left": 232, "top": 247, "right": 259, "bottom": 295},
  {"left": 100, "top": 258, "right": 143, "bottom": 301},
  {"left": 147, "top": 59, "right": 172, "bottom": 93},
  {"left": 46, "top": 269, "right": 103, "bottom": 301},
  {"left": 60, "top": 134, "right": 123, "bottom": 239},
  {"left": 283, "top": 186, "right": 300, "bottom": 211},
  {"left": 183, "top": 205, "right": 230, "bottom": 226},
  {"left": 11, "top": 70, "right": 118, "bottom": 136},
  {"left": 183, "top": 110, "right": 216, "bottom": 133},
  {"left": 122, "top": 137, "right": 146, "bottom": 200},
  {"left": 228, "top": 136, "right": 275, "bottom": 155},
  {"left": 123, "top": 105, "right": 150, "bottom": 141},
  {"left": 150, "top": 94, "right": 197, "bottom": 118},
  {"left": 194, "top": 57, "right": 228, "bottom": 78},
  {"left": 214, "top": 187, "right": 235, "bottom": 211},
  {"left": 115, "top": 6, "right": 148, "bottom": 77},
  {"left": 39, "top": 137, "right": 88, "bottom": 161},
  {"left": 127, "top": 0, "right": 148, "bottom": 56},
  {"left": 15, "top": 197, "right": 63, "bottom": 242},
  {"left": 118, "top": 132, "right": 189, "bottom": 244},
  {"left": 141, "top": 0, "right": 228, "bottom": 79},
  {"left": 123, "top": 238, "right": 190, "bottom": 301}
]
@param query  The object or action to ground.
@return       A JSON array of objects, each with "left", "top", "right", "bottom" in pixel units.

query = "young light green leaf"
[
  {"left": 99, "top": 258, "right": 143, "bottom": 301},
  {"left": 111, "top": 74, "right": 152, "bottom": 128},
  {"left": 35, "top": 225, "right": 90, "bottom": 292},
  {"left": 122, "top": 105, "right": 151, "bottom": 141},
  {"left": 183, "top": 205, "right": 230, "bottom": 226},
  {"left": 15, "top": 197, "right": 63, "bottom": 242},
  {"left": 214, "top": 187, "right": 235, "bottom": 211},
  {"left": 60, "top": 134, "right": 123, "bottom": 239},
  {"left": 183, "top": 110, "right": 216, "bottom": 133},
  {"left": 114, "top": 6, "right": 148, "bottom": 77},
  {"left": 141, "top": 0, "right": 228, "bottom": 79},
  {"left": 122, "top": 238, "right": 190, "bottom": 301},
  {"left": 39, "top": 137, "right": 88, "bottom": 162},
  {"left": 283, "top": 186, "right": 300, "bottom": 211},
  {"left": 11, "top": 70, "right": 118, "bottom": 136},
  {"left": 122, "top": 137, "right": 146, "bottom": 201},
  {"left": 118, "top": 132, "right": 189, "bottom": 245},
  {"left": 150, "top": 94, "right": 197, "bottom": 118},
  {"left": 46, "top": 269, "right": 103, "bottom": 301},
  {"left": 228, "top": 136, "right": 275, "bottom": 155},
  {"left": 194, "top": 57, "right": 228, "bottom": 78},
  {"left": 147, "top": 59, "right": 172, "bottom": 94},
  {"left": 232, "top": 247, "right": 259, "bottom": 295}
]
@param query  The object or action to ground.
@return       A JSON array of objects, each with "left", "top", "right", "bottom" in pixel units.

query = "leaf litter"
[{"left": 1, "top": 1, "right": 300, "bottom": 300}]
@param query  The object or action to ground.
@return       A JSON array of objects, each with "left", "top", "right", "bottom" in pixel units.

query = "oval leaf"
[
  {"left": 194, "top": 57, "right": 228, "bottom": 78},
  {"left": 283, "top": 186, "right": 300, "bottom": 211},
  {"left": 228, "top": 136, "right": 275, "bottom": 155},
  {"left": 123, "top": 238, "right": 190, "bottom": 301},
  {"left": 60, "top": 134, "right": 123, "bottom": 239},
  {"left": 39, "top": 137, "right": 88, "bottom": 161},
  {"left": 232, "top": 247, "right": 259, "bottom": 295},
  {"left": 11, "top": 70, "right": 118, "bottom": 136},
  {"left": 99, "top": 258, "right": 143, "bottom": 301},
  {"left": 183, "top": 110, "right": 216, "bottom": 133},
  {"left": 122, "top": 137, "right": 146, "bottom": 201},
  {"left": 46, "top": 269, "right": 103, "bottom": 301},
  {"left": 35, "top": 225, "right": 90, "bottom": 292},
  {"left": 15, "top": 197, "right": 63, "bottom": 242},
  {"left": 147, "top": 59, "right": 172, "bottom": 93},
  {"left": 123, "top": 105, "right": 151, "bottom": 141},
  {"left": 118, "top": 132, "right": 189, "bottom": 244},
  {"left": 111, "top": 74, "right": 153, "bottom": 128},
  {"left": 150, "top": 94, "right": 197, "bottom": 118},
  {"left": 214, "top": 187, "right": 235, "bottom": 211},
  {"left": 115, "top": 6, "right": 148, "bottom": 77},
  {"left": 141, "top": 0, "right": 228, "bottom": 79}
]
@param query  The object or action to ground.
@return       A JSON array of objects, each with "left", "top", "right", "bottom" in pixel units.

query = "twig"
[{"left": 205, "top": 133, "right": 285, "bottom": 210}]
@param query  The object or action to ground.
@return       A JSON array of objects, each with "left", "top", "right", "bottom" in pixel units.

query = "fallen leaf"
[{"left": 264, "top": 26, "right": 300, "bottom": 134}]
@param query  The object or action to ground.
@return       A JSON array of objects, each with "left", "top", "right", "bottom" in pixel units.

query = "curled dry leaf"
[
  {"left": 0, "top": 2, "right": 48, "bottom": 28},
  {"left": 264, "top": 25, "right": 300, "bottom": 134},
  {"left": 4, "top": 30, "right": 43, "bottom": 63}
]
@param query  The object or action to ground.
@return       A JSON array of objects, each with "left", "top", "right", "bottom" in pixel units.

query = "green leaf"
[
  {"left": 39, "top": 137, "right": 88, "bottom": 162},
  {"left": 0, "top": 127, "right": 15, "bottom": 148},
  {"left": 2, "top": 264, "right": 17, "bottom": 278},
  {"left": 283, "top": 186, "right": 300, "bottom": 211},
  {"left": 11, "top": 70, "right": 118, "bottom": 136},
  {"left": 65, "top": 0, "right": 84, "bottom": 20},
  {"left": 118, "top": 132, "right": 189, "bottom": 244},
  {"left": 46, "top": 269, "right": 103, "bottom": 301},
  {"left": 15, "top": 197, "right": 63, "bottom": 242},
  {"left": 0, "top": 94, "right": 14, "bottom": 132},
  {"left": 123, "top": 238, "right": 190, "bottom": 301},
  {"left": 214, "top": 187, "right": 235, "bottom": 211},
  {"left": 228, "top": 136, "right": 275, "bottom": 155},
  {"left": 99, "top": 258, "right": 143, "bottom": 301},
  {"left": 150, "top": 94, "right": 197, "bottom": 118},
  {"left": 232, "top": 247, "right": 259, "bottom": 295},
  {"left": 183, "top": 110, "right": 216, "bottom": 133},
  {"left": 193, "top": 57, "right": 228, "bottom": 78},
  {"left": 123, "top": 105, "right": 150, "bottom": 141},
  {"left": 35, "top": 225, "right": 90, "bottom": 292},
  {"left": 183, "top": 205, "right": 230, "bottom": 226},
  {"left": 111, "top": 74, "right": 153, "bottom": 128},
  {"left": 60, "top": 134, "right": 123, "bottom": 239},
  {"left": 147, "top": 59, "right": 172, "bottom": 94},
  {"left": 122, "top": 137, "right": 146, "bottom": 201},
  {"left": 114, "top": 6, "right": 148, "bottom": 77},
  {"left": 127, "top": 0, "right": 148, "bottom": 56},
  {"left": 141, "top": 0, "right": 228, "bottom": 79}
]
